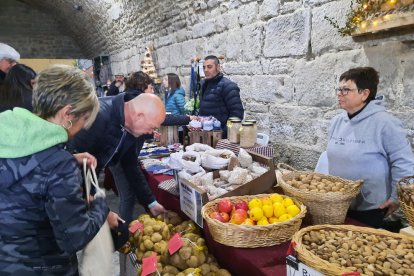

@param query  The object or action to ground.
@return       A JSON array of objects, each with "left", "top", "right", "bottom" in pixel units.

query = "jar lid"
[
  {"left": 230, "top": 119, "right": 242, "bottom": 123},
  {"left": 242, "top": 122, "right": 254, "bottom": 126},
  {"left": 244, "top": 119, "right": 257, "bottom": 124},
  {"left": 228, "top": 117, "right": 240, "bottom": 121}
]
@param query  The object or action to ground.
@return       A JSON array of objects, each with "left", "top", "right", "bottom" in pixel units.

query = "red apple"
[
  {"left": 233, "top": 208, "right": 248, "bottom": 219},
  {"left": 230, "top": 212, "right": 247, "bottom": 225},
  {"left": 234, "top": 200, "right": 248, "bottom": 212},
  {"left": 218, "top": 199, "right": 233, "bottom": 213},
  {"left": 220, "top": 212, "right": 230, "bottom": 222},
  {"left": 209, "top": 211, "right": 225, "bottom": 222}
]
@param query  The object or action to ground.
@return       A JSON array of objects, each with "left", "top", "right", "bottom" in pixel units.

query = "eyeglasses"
[{"left": 335, "top": 87, "right": 361, "bottom": 96}]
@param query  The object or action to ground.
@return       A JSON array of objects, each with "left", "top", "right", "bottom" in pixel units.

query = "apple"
[
  {"left": 220, "top": 212, "right": 230, "bottom": 222},
  {"left": 230, "top": 212, "right": 247, "bottom": 225},
  {"left": 218, "top": 199, "right": 233, "bottom": 213},
  {"left": 209, "top": 212, "right": 225, "bottom": 222},
  {"left": 233, "top": 208, "right": 248, "bottom": 218},
  {"left": 234, "top": 200, "right": 248, "bottom": 212}
]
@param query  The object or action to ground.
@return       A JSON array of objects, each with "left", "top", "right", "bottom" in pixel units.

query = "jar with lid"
[
  {"left": 228, "top": 119, "right": 242, "bottom": 143},
  {"left": 244, "top": 119, "right": 257, "bottom": 134},
  {"left": 239, "top": 122, "right": 256, "bottom": 148},
  {"left": 226, "top": 117, "right": 240, "bottom": 139}
]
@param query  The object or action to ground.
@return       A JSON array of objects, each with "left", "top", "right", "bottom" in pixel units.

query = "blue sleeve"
[
  {"left": 222, "top": 81, "right": 244, "bottom": 120},
  {"left": 382, "top": 116, "right": 414, "bottom": 202},
  {"left": 44, "top": 156, "right": 109, "bottom": 254}
]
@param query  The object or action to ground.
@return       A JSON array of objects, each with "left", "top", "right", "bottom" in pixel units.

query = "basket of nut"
[
  {"left": 397, "top": 176, "right": 414, "bottom": 228},
  {"left": 291, "top": 224, "right": 414, "bottom": 276},
  {"left": 276, "top": 163, "right": 363, "bottom": 225}
]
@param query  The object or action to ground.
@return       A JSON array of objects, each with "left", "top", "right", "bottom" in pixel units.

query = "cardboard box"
[{"left": 178, "top": 150, "right": 276, "bottom": 227}]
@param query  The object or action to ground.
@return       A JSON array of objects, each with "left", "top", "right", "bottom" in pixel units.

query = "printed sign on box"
[
  {"left": 179, "top": 179, "right": 205, "bottom": 228},
  {"left": 286, "top": 255, "right": 324, "bottom": 276}
]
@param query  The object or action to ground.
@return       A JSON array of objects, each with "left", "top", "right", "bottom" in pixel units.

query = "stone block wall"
[{"left": 0, "top": 0, "right": 83, "bottom": 58}]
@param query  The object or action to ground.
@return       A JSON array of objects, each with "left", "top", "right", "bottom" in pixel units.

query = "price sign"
[
  {"left": 168, "top": 233, "right": 184, "bottom": 255},
  {"left": 128, "top": 222, "right": 143, "bottom": 234},
  {"left": 141, "top": 253, "right": 157, "bottom": 276},
  {"left": 179, "top": 179, "right": 204, "bottom": 228}
]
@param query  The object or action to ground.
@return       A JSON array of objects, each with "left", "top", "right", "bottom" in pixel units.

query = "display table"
[{"left": 143, "top": 170, "right": 365, "bottom": 276}]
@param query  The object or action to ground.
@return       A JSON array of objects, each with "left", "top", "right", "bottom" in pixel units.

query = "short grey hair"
[{"left": 33, "top": 65, "right": 99, "bottom": 128}]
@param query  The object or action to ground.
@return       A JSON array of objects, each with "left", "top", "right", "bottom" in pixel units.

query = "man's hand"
[
  {"left": 149, "top": 202, "right": 166, "bottom": 216},
  {"left": 107, "top": 211, "right": 125, "bottom": 229},
  {"left": 73, "top": 152, "right": 97, "bottom": 168},
  {"left": 379, "top": 199, "right": 399, "bottom": 217}
]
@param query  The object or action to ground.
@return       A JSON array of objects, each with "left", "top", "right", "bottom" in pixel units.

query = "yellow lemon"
[
  {"left": 262, "top": 205, "right": 273, "bottom": 218},
  {"left": 283, "top": 197, "right": 295, "bottom": 207},
  {"left": 269, "top": 217, "right": 279, "bottom": 224},
  {"left": 261, "top": 197, "right": 273, "bottom": 206},
  {"left": 270, "top": 194, "right": 284, "bottom": 204},
  {"left": 278, "top": 214, "right": 293, "bottom": 222},
  {"left": 257, "top": 217, "right": 269, "bottom": 226},
  {"left": 273, "top": 204, "right": 286, "bottom": 218},
  {"left": 248, "top": 198, "right": 262, "bottom": 210},
  {"left": 286, "top": 205, "right": 301, "bottom": 217},
  {"left": 249, "top": 207, "right": 263, "bottom": 221}
]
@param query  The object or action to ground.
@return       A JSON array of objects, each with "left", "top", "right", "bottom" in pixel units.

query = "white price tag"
[{"left": 179, "top": 180, "right": 204, "bottom": 228}]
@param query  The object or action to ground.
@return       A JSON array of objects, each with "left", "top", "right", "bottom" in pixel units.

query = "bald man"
[{"left": 67, "top": 93, "right": 167, "bottom": 248}]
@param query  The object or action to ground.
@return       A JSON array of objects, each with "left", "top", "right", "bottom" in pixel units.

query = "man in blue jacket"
[
  {"left": 68, "top": 93, "right": 167, "bottom": 227},
  {"left": 199, "top": 55, "right": 244, "bottom": 128}
]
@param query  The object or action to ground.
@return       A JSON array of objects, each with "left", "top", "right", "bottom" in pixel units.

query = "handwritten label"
[
  {"left": 168, "top": 233, "right": 184, "bottom": 255},
  {"left": 141, "top": 253, "right": 157, "bottom": 276},
  {"left": 128, "top": 222, "right": 143, "bottom": 234}
]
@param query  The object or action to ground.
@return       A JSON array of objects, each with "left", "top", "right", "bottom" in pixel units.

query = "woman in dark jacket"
[
  {"left": 0, "top": 63, "right": 36, "bottom": 113},
  {"left": 0, "top": 65, "right": 115, "bottom": 275}
]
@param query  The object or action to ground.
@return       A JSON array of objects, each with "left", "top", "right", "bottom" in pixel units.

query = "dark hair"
[
  {"left": 167, "top": 73, "right": 181, "bottom": 91},
  {"left": 125, "top": 71, "right": 153, "bottom": 92},
  {"left": 0, "top": 63, "right": 36, "bottom": 110},
  {"left": 204, "top": 55, "right": 220, "bottom": 64},
  {"left": 339, "top": 67, "right": 379, "bottom": 102}
]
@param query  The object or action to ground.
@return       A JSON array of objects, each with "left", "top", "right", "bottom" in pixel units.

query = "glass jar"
[
  {"left": 228, "top": 119, "right": 242, "bottom": 143},
  {"left": 244, "top": 119, "right": 257, "bottom": 133},
  {"left": 226, "top": 117, "right": 240, "bottom": 139},
  {"left": 240, "top": 122, "right": 256, "bottom": 148}
]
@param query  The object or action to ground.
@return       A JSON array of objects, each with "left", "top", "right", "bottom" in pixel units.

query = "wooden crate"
[
  {"left": 188, "top": 130, "right": 222, "bottom": 148},
  {"left": 159, "top": 126, "right": 179, "bottom": 146}
]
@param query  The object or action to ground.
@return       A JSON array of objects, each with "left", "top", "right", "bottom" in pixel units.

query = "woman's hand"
[
  {"left": 106, "top": 211, "right": 125, "bottom": 229},
  {"left": 379, "top": 199, "right": 399, "bottom": 217},
  {"left": 73, "top": 152, "right": 97, "bottom": 168}
]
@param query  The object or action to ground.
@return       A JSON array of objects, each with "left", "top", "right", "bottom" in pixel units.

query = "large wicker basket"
[
  {"left": 276, "top": 163, "right": 363, "bottom": 225},
  {"left": 397, "top": 175, "right": 414, "bottom": 228},
  {"left": 201, "top": 194, "right": 306, "bottom": 248},
  {"left": 291, "top": 224, "right": 414, "bottom": 276}
]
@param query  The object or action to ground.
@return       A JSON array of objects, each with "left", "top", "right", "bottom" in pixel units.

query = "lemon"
[
  {"left": 262, "top": 205, "right": 273, "bottom": 218},
  {"left": 257, "top": 217, "right": 269, "bottom": 225},
  {"left": 270, "top": 194, "right": 284, "bottom": 204},
  {"left": 261, "top": 197, "right": 273, "bottom": 206},
  {"left": 273, "top": 204, "right": 286, "bottom": 218},
  {"left": 286, "top": 205, "right": 301, "bottom": 217},
  {"left": 278, "top": 214, "right": 293, "bottom": 222},
  {"left": 249, "top": 207, "right": 263, "bottom": 221},
  {"left": 283, "top": 197, "right": 295, "bottom": 207},
  {"left": 248, "top": 198, "right": 262, "bottom": 210},
  {"left": 269, "top": 217, "right": 279, "bottom": 224}
]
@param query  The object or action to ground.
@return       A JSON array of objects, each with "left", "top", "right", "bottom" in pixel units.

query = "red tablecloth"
[{"left": 144, "top": 171, "right": 366, "bottom": 276}]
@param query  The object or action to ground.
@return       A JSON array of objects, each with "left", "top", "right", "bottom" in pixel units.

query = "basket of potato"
[
  {"left": 397, "top": 176, "right": 414, "bottom": 228},
  {"left": 275, "top": 163, "right": 363, "bottom": 225},
  {"left": 291, "top": 224, "right": 414, "bottom": 276},
  {"left": 201, "top": 194, "right": 306, "bottom": 248}
]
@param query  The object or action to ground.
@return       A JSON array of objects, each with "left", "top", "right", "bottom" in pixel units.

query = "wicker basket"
[
  {"left": 397, "top": 176, "right": 414, "bottom": 228},
  {"left": 291, "top": 224, "right": 414, "bottom": 276},
  {"left": 201, "top": 194, "right": 306, "bottom": 248},
  {"left": 276, "top": 163, "right": 363, "bottom": 225}
]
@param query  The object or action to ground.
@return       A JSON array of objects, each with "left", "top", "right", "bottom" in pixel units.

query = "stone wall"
[
  {"left": 3, "top": 0, "right": 414, "bottom": 169},
  {"left": 108, "top": 0, "right": 414, "bottom": 169},
  {"left": 0, "top": 0, "right": 83, "bottom": 58}
]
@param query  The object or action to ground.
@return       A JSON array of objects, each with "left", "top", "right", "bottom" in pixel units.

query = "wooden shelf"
[{"left": 352, "top": 11, "right": 414, "bottom": 36}]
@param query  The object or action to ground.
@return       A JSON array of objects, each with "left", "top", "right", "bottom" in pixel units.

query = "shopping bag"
[{"left": 78, "top": 159, "right": 114, "bottom": 276}]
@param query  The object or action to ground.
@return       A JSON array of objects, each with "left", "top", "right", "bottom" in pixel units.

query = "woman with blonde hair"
[{"left": 0, "top": 65, "right": 115, "bottom": 275}]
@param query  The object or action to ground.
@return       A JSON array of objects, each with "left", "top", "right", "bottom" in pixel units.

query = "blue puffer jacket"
[
  {"left": 165, "top": 87, "right": 186, "bottom": 115},
  {"left": 199, "top": 73, "right": 244, "bottom": 126},
  {"left": 0, "top": 108, "right": 109, "bottom": 275}
]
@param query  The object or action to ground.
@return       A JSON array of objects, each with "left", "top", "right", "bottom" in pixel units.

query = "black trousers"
[{"left": 347, "top": 209, "right": 403, "bottom": 233}]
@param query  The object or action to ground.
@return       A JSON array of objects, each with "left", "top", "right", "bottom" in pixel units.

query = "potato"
[
  {"left": 186, "top": 255, "right": 199, "bottom": 268},
  {"left": 143, "top": 239, "right": 154, "bottom": 250},
  {"left": 151, "top": 232, "right": 162, "bottom": 243},
  {"left": 217, "top": 269, "right": 232, "bottom": 276},
  {"left": 143, "top": 225, "right": 154, "bottom": 236},
  {"left": 179, "top": 247, "right": 192, "bottom": 260}
]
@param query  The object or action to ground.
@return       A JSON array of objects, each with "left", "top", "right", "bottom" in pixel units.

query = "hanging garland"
[{"left": 325, "top": 0, "right": 414, "bottom": 36}]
